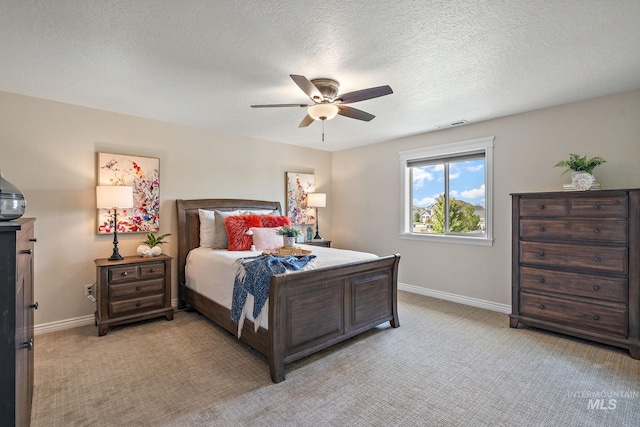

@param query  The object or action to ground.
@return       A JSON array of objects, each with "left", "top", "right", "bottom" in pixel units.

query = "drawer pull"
[
  {"left": 593, "top": 228, "right": 600, "bottom": 234},
  {"left": 29, "top": 302, "right": 39, "bottom": 310},
  {"left": 538, "top": 277, "right": 545, "bottom": 283},
  {"left": 593, "top": 315, "right": 600, "bottom": 321},
  {"left": 29, "top": 238, "right": 37, "bottom": 242},
  {"left": 136, "top": 286, "right": 142, "bottom": 291},
  {"left": 539, "top": 226, "right": 545, "bottom": 232},
  {"left": 538, "top": 251, "right": 545, "bottom": 257},
  {"left": 150, "top": 268, "right": 156, "bottom": 273},
  {"left": 136, "top": 301, "right": 142, "bottom": 307},
  {"left": 21, "top": 249, "right": 32, "bottom": 255},
  {"left": 593, "top": 285, "right": 600, "bottom": 291},
  {"left": 539, "top": 305, "right": 545, "bottom": 310},
  {"left": 538, "top": 204, "right": 545, "bottom": 210},
  {"left": 593, "top": 204, "right": 600, "bottom": 210},
  {"left": 23, "top": 338, "right": 34, "bottom": 351},
  {"left": 594, "top": 256, "right": 601, "bottom": 262},
  {"left": 121, "top": 271, "right": 128, "bottom": 276}
]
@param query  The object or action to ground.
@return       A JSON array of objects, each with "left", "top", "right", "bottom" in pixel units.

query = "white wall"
[
  {"left": 0, "top": 91, "right": 332, "bottom": 326},
  {"left": 331, "top": 89, "right": 640, "bottom": 307}
]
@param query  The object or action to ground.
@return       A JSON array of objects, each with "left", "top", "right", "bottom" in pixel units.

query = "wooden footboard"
[{"left": 268, "top": 254, "right": 400, "bottom": 382}]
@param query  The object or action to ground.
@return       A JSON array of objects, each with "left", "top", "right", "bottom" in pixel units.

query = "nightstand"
[
  {"left": 94, "top": 254, "right": 173, "bottom": 336},
  {"left": 304, "top": 240, "right": 331, "bottom": 248}
]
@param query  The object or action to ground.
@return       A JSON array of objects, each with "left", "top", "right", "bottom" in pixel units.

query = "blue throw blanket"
[{"left": 231, "top": 254, "right": 316, "bottom": 330}]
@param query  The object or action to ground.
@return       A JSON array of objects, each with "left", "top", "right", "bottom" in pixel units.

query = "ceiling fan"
[{"left": 251, "top": 74, "right": 393, "bottom": 129}]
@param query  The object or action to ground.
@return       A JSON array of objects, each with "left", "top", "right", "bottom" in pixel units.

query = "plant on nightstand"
[
  {"left": 137, "top": 232, "right": 171, "bottom": 257},
  {"left": 276, "top": 226, "right": 301, "bottom": 248}
]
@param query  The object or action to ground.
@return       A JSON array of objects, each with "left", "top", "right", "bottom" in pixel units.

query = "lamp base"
[{"left": 108, "top": 247, "right": 124, "bottom": 261}]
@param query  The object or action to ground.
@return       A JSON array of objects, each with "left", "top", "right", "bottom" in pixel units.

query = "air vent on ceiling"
[{"left": 435, "top": 120, "right": 468, "bottom": 129}]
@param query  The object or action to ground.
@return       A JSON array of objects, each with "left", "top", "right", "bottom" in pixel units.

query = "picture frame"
[
  {"left": 97, "top": 152, "right": 160, "bottom": 234},
  {"left": 285, "top": 172, "right": 315, "bottom": 225}
]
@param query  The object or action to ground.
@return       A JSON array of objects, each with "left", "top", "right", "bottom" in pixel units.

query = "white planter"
[{"left": 283, "top": 236, "right": 296, "bottom": 247}]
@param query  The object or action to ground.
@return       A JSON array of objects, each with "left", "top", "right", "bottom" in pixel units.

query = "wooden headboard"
[{"left": 175, "top": 199, "right": 282, "bottom": 286}]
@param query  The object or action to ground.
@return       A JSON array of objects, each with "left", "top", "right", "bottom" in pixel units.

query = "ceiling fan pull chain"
[{"left": 322, "top": 119, "right": 325, "bottom": 142}]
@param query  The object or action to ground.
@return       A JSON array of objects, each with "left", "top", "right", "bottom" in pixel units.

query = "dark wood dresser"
[
  {"left": 510, "top": 190, "right": 639, "bottom": 358},
  {"left": 0, "top": 218, "right": 37, "bottom": 426},
  {"left": 94, "top": 254, "right": 173, "bottom": 336}
]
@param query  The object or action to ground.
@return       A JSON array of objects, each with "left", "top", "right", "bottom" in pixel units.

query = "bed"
[{"left": 176, "top": 198, "right": 400, "bottom": 383}]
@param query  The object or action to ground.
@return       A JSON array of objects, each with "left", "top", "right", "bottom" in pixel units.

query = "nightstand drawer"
[
  {"left": 520, "top": 292, "right": 627, "bottom": 336},
  {"left": 109, "top": 278, "right": 165, "bottom": 299},
  {"left": 108, "top": 265, "right": 139, "bottom": 283},
  {"left": 520, "top": 219, "right": 627, "bottom": 243},
  {"left": 109, "top": 294, "right": 164, "bottom": 316},
  {"left": 139, "top": 262, "right": 165, "bottom": 278},
  {"left": 520, "top": 241, "right": 628, "bottom": 273},
  {"left": 520, "top": 267, "right": 627, "bottom": 303}
]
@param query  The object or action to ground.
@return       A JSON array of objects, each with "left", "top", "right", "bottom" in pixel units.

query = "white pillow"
[
  {"left": 198, "top": 209, "right": 240, "bottom": 248},
  {"left": 250, "top": 227, "right": 284, "bottom": 250}
]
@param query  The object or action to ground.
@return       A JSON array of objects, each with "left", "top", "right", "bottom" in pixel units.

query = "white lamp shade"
[
  {"left": 306, "top": 193, "right": 326, "bottom": 208},
  {"left": 96, "top": 186, "right": 134, "bottom": 209},
  {"left": 308, "top": 104, "right": 339, "bottom": 121}
]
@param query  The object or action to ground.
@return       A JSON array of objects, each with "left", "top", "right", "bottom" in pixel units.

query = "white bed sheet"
[{"left": 185, "top": 244, "right": 378, "bottom": 330}]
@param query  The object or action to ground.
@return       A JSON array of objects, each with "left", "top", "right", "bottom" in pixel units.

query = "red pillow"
[
  {"left": 261, "top": 215, "right": 291, "bottom": 228},
  {"left": 225, "top": 214, "right": 262, "bottom": 251}
]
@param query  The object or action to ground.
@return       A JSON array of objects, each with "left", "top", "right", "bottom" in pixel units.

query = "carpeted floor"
[{"left": 31, "top": 291, "right": 639, "bottom": 426}]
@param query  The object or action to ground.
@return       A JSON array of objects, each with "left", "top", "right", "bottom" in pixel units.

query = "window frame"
[{"left": 399, "top": 136, "right": 494, "bottom": 246}]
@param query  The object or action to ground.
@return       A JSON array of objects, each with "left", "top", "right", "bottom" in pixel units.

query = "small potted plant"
[
  {"left": 276, "top": 226, "right": 301, "bottom": 247},
  {"left": 554, "top": 153, "right": 606, "bottom": 191},
  {"left": 137, "top": 232, "right": 171, "bottom": 257}
]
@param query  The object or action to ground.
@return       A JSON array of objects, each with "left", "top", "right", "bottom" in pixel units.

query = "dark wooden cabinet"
[
  {"left": 94, "top": 254, "right": 173, "bottom": 336},
  {"left": 511, "top": 190, "right": 639, "bottom": 359},
  {"left": 0, "top": 218, "right": 37, "bottom": 426}
]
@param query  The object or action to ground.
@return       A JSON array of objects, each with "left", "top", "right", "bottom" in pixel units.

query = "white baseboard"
[
  {"left": 34, "top": 298, "right": 181, "bottom": 335},
  {"left": 399, "top": 283, "right": 511, "bottom": 314}
]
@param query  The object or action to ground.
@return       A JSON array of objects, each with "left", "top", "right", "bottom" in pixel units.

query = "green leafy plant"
[
  {"left": 141, "top": 232, "right": 171, "bottom": 247},
  {"left": 554, "top": 154, "right": 606, "bottom": 175},
  {"left": 275, "top": 226, "right": 301, "bottom": 237}
]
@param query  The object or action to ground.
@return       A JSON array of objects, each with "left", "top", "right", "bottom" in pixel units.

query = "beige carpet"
[{"left": 31, "top": 291, "right": 639, "bottom": 426}]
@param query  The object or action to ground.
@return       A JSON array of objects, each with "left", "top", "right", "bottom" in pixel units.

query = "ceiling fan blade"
[
  {"left": 250, "top": 104, "right": 309, "bottom": 108},
  {"left": 298, "top": 114, "right": 315, "bottom": 128},
  {"left": 337, "top": 85, "right": 393, "bottom": 104},
  {"left": 290, "top": 75, "right": 323, "bottom": 101},
  {"left": 337, "top": 105, "right": 375, "bottom": 121}
]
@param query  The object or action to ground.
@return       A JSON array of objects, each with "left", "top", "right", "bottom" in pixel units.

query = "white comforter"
[{"left": 185, "top": 244, "right": 378, "bottom": 330}]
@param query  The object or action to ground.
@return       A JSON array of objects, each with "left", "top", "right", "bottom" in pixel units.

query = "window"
[{"left": 400, "top": 136, "right": 494, "bottom": 246}]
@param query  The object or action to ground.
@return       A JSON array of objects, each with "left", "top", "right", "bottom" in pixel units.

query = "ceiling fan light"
[{"left": 308, "top": 103, "right": 339, "bottom": 121}]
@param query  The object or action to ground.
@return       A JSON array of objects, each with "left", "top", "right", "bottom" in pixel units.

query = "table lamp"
[
  {"left": 306, "top": 192, "right": 326, "bottom": 241},
  {"left": 96, "top": 185, "right": 134, "bottom": 261}
]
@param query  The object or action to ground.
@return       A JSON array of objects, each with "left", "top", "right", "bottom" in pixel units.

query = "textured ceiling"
[{"left": 1, "top": 1, "right": 639, "bottom": 151}]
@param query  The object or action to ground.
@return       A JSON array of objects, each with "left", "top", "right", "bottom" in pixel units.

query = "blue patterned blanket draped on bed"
[{"left": 231, "top": 254, "right": 316, "bottom": 330}]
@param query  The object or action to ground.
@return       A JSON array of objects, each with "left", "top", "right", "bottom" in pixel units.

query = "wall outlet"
[{"left": 85, "top": 284, "right": 93, "bottom": 297}]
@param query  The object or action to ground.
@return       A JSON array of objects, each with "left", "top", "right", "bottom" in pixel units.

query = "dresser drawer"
[
  {"left": 519, "top": 198, "right": 566, "bottom": 217},
  {"left": 520, "top": 292, "right": 627, "bottom": 336},
  {"left": 109, "top": 278, "right": 165, "bottom": 299},
  {"left": 108, "top": 265, "right": 139, "bottom": 283},
  {"left": 520, "top": 241, "right": 628, "bottom": 273},
  {"left": 109, "top": 293, "right": 165, "bottom": 316},
  {"left": 520, "top": 267, "right": 627, "bottom": 303},
  {"left": 568, "top": 196, "right": 627, "bottom": 218},
  {"left": 520, "top": 219, "right": 627, "bottom": 243}
]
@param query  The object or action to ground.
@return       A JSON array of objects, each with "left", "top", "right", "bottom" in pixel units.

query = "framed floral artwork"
[
  {"left": 286, "top": 172, "right": 315, "bottom": 225},
  {"left": 97, "top": 152, "right": 160, "bottom": 234}
]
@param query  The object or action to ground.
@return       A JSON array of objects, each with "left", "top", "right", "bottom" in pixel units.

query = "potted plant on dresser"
[
  {"left": 137, "top": 232, "right": 171, "bottom": 257},
  {"left": 554, "top": 153, "right": 606, "bottom": 191}
]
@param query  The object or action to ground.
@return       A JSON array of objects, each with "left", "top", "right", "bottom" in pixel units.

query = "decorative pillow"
[
  {"left": 225, "top": 214, "right": 262, "bottom": 251},
  {"left": 261, "top": 215, "right": 291, "bottom": 228},
  {"left": 250, "top": 227, "right": 284, "bottom": 250},
  {"left": 243, "top": 209, "right": 279, "bottom": 216},
  {"left": 211, "top": 210, "right": 241, "bottom": 249}
]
